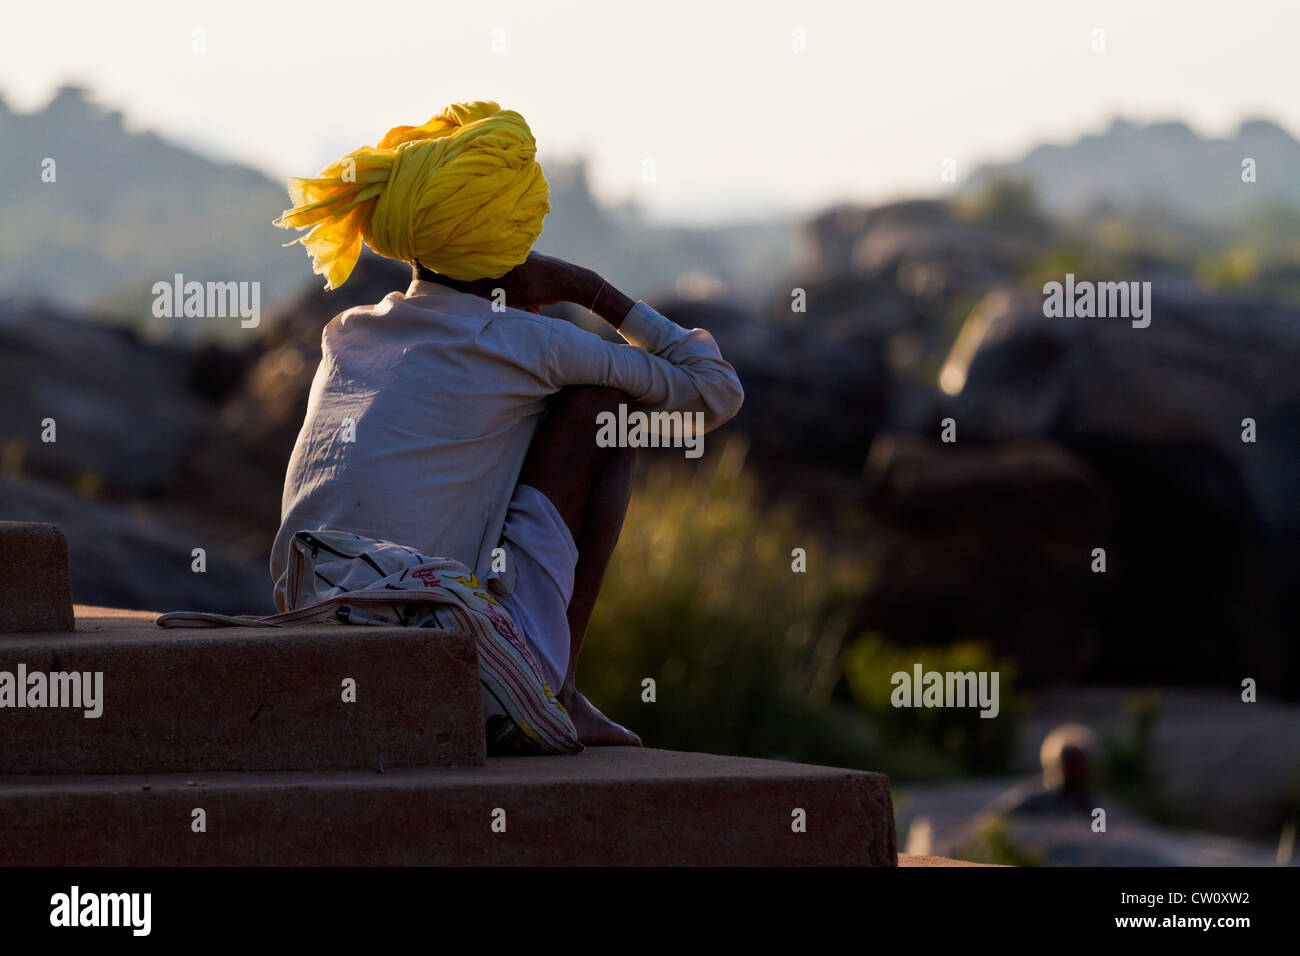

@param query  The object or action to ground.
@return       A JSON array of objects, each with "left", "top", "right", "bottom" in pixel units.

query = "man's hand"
[
  {"left": 438, "top": 252, "right": 633, "bottom": 327},
  {"left": 451, "top": 252, "right": 587, "bottom": 312},
  {"left": 497, "top": 252, "right": 592, "bottom": 310}
]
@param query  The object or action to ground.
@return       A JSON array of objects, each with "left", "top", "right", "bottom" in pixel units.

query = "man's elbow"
[
  {"left": 705, "top": 377, "right": 744, "bottom": 432},
  {"left": 725, "top": 377, "right": 745, "bottom": 421}
]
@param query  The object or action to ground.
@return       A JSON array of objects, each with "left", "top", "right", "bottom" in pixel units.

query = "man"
[
  {"left": 270, "top": 101, "right": 744, "bottom": 751},
  {"left": 983, "top": 724, "right": 1099, "bottom": 816}
]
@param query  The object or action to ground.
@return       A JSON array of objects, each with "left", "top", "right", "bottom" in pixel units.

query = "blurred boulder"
[
  {"left": 936, "top": 284, "right": 1300, "bottom": 692},
  {"left": 942, "top": 284, "right": 1300, "bottom": 530},
  {"left": 654, "top": 296, "right": 890, "bottom": 485},
  {"left": 0, "top": 299, "right": 213, "bottom": 496},
  {"left": 804, "top": 199, "right": 1033, "bottom": 312},
  {"left": 858, "top": 433, "right": 1111, "bottom": 682},
  {"left": 0, "top": 475, "right": 271, "bottom": 614}
]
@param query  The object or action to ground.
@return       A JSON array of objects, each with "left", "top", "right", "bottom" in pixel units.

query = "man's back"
[
  {"left": 271, "top": 276, "right": 744, "bottom": 611},
  {"left": 271, "top": 281, "right": 559, "bottom": 610}
]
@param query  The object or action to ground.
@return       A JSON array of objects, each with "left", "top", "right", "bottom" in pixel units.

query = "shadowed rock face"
[
  {"left": 866, "top": 286, "right": 1300, "bottom": 691},
  {"left": 803, "top": 199, "right": 1040, "bottom": 314},
  {"left": 0, "top": 295, "right": 278, "bottom": 614},
  {"left": 0, "top": 300, "right": 213, "bottom": 496},
  {"left": 942, "top": 284, "right": 1300, "bottom": 534},
  {"left": 679, "top": 290, "right": 892, "bottom": 478},
  {"left": 0, "top": 476, "right": 273, "bottom": 615},
  {"left": 857, "top": 434, "right": 1112, "bottom": 683}
]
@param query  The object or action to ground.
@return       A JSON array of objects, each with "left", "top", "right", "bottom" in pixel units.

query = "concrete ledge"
[
  {"left": 0, "top": 747, "right": 897, "bottom": 866},
  {"left": 0, "top": 607, "right": 485, "bottom": 773},
  {"left": 0, "top": 522, "right": 74, "bottom": 633}
]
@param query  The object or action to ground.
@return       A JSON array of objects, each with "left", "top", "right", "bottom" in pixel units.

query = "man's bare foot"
[{"left": 560, "top": 690, "right": 642, "bottom": 747}]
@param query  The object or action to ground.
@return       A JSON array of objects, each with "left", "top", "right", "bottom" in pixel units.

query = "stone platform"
[{"left": 0, "top": 523, "right": 898, "bottom": 866}]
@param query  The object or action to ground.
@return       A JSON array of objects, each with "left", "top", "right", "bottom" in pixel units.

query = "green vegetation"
[
  {"left": 580, "top": 438, "right": 1024, "bottom": 778},
  {"left": 1096, "top": 695, "right": 1191, "bottom": 828},
  {"left": 843, "top": 635, "right": 1021, "bottom": 776},
  {"left": 580, "top": 436, "right": 880, "bottom": 768},
  {"left": 958, "top": 816, "right": 1045, "bottom": 867},
  {"left": 956, "top": 175, "right": 1051, "bottom": 238},
  {"left": 1023, "top": 236, "right": 1156, "bottom": 287},
  {"left": 1195, "top": 247, "right": 1261, "bottom": 290},
  {"left": 955, "top": 173, "right": 1300, "bottom": 307}
]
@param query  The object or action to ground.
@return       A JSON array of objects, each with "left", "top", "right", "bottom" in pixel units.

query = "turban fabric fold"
[{"left": 274, "top": 101, "right": 549, "bottom": 289}]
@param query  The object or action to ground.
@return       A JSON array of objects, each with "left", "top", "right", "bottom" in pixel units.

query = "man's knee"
[
  {"left": 525, "top": 387, "right": 632, "bottom": 477},
  {"left": 521, "top": 387, "right": 634, "bottom": 539}
]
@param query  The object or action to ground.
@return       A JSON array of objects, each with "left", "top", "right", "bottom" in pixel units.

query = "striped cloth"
[{"left": 156, "top": 528, "right": 582, "bottom": 756}]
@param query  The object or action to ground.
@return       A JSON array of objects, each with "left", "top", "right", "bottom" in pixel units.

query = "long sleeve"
[{"left": 542, "top": 301, "right": 744, "bottom": 431}]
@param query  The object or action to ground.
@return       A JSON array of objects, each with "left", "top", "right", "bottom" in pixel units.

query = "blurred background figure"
[{"left": 986, "top": 724, "right": 1098, "bottom": 817}]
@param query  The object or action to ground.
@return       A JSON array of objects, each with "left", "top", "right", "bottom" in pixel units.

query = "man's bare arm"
[{"left": 564, "top": 265, "right": 634, "bottom": 330}]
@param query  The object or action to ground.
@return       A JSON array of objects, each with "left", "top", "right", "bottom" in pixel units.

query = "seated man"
[{"left": 270, "top": 101, "right": 744, "bottom": 751}]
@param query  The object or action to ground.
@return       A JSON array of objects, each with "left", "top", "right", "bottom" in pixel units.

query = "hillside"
[
  {"left": 966, "top": 116, "right": 1300, "bottom": 224},
  {"left": 0, "top": 85, "right": 307, "bottom": 329}
]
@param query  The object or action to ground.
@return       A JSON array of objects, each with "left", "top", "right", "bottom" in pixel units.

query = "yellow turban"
[{"left": 274, "top": 101, "right": 549, "bottom": 289}]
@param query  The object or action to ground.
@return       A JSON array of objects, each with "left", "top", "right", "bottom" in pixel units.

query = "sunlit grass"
[
  {"left": 580, "top": 434, "right": 883, "bottom": 767},
  {"left": 579, "top": 435, "right": 1025, "bottom": 777}
]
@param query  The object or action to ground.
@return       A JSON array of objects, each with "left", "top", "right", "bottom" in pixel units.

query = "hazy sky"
[{"left": 3, "top": 0, "right": 1296, "bottom": 222}]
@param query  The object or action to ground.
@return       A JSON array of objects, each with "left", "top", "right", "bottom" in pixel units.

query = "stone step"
[
  {"left": 0, "top": 521, "right": 74, "bottom": 633},
  {"left": 0, "top": 747, "right": 897, "bottom": 866},
  {"left": 0, "top": 606, "right": 485, "bottom": 773}
]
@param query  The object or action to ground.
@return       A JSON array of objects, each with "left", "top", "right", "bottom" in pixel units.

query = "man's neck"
[{"left": 412, "top": 263, "right": 476, "bottom": 293}]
